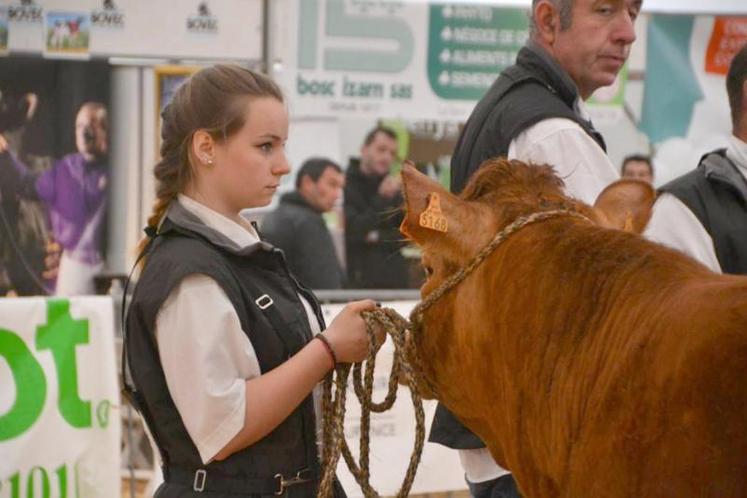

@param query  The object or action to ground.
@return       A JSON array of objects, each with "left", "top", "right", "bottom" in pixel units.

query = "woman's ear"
[{"left": 191, "top": 129, "right": 215, "bottom": 166}]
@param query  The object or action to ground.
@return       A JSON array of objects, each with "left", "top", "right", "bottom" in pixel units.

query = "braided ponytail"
[{"left": 136, "top": 64, "right": 283, "bottom": 261}]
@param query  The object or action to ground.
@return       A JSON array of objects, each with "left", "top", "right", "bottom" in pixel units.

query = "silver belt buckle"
[
  {"left": 274, "top": 469, "right": 311, "bottom": 495},
  {"left": 193, "top": 469, "right": 206, "bottom": 492}
]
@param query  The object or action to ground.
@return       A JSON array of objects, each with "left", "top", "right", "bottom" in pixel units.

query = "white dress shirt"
[
  {"left": 459, "top": 109, "right": 618, "bottom": 483},
  {"left": 156, "top": 194, "right": 323, "bottom": 464},
  {"left": 644, "top": 135, "right": 747, "bottom": 273}
]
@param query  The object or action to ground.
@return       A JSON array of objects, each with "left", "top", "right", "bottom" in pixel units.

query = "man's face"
[
  {"left": 550, "top": 0, "right": 641, "bottom": 99},
  {"left": 75, "top": 106, "right": 108, "bottom": 160},
  {"left": 302, "top": 166, "right": 345, "bottom": 213},
  {"left": 622, "top": 160, "right": 653, "bottom": 183},
  {"left": 360, "top": 132, "right": 398, "bottom": 177}
]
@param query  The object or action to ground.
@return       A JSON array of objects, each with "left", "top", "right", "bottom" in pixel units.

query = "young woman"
[{"left": 125, "top": 65, "right": 380, "bottom": 497}]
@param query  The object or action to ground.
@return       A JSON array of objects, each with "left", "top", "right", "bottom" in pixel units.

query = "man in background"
[
  {"left": 261, "top": 157, "right": 346, "bottom": 289},
  {"left": 646, "top": 43, "right": 747, "bottom": 275},
  {"left": 620, "top": 154, "right": 654, "bottom": 183},
  {"left": 344, "top": 126, "right": 409, "bottom": 289}
]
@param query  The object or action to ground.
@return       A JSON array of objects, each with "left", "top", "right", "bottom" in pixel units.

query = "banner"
[
  {"left": 0, "top": 297, "right": 120, "bottom": 498},
  {"left": 640, "top": 15, "right": 747, "bottom": 184},
  {"left": 278, "top": 0, "right": 530, "bottom": 121},
  {"left": 320, "top": 300, "right": 466, "bottom": 496},
  {"left": 3, "top": 0, "right": 262, "bottom": 62},
  {"left": 0, "top": 58, "right": 112, "bottom": 297}
]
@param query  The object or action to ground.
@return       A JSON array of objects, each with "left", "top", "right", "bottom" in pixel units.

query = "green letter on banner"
[
  {"left": 36, "top": 299, "right": 92, "bottom": 428},
  {"left": 0, "top": 329, "right": 47, "bottom": 441}
]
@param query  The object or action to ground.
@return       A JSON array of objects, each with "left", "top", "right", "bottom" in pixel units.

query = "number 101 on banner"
[{"left": 1, "top": 462, "right": 81, "bottom": 498}]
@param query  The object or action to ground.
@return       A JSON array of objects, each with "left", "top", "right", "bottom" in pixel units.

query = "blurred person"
[
  {"left": 2, "top": 101, "right": 109, "bottom": 295},
  {"left": 343, "top": 126, "right": 409, "bottom": 289},
  {"left": 439, "top": 0, "right": 643, "bottom": 496},
  {"left": 0, "top": 91, "right": 56, "bottom": 295},
  {"left": 261, "top": 157, "right": 346, "bottom": 289},
  {"left": 620, "top": 154, "right": 654, "bottom": 183},
  {"left": 646, "top": 42, "right": 747, "bottom": 275},
  {"left": 125, "top": 65, "right": 381, "bottom": 498}
]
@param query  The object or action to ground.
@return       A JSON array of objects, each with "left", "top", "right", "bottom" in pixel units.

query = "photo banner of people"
[
  {"left": 0, "top": 58, "right": 111, "bottom": 297},
  {"left": 0, "top": 7, "right": 8, "bottom": 54}
]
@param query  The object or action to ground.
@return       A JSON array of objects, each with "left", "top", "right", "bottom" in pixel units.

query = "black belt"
[{"left": 165, "top": 466, "right": 315, "bottom": 495}]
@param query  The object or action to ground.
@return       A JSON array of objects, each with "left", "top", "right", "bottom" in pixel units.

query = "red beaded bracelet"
[{"left": 314, "top": 334, "right": 337, "bottom": 369}]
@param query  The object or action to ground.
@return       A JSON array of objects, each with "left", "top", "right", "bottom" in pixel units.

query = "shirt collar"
[
  {"left": 726, "top": 134, "right": 747, "bottom": 183},
  {"left": 177, "top": 194, "right": 260, "bottom": 249}
]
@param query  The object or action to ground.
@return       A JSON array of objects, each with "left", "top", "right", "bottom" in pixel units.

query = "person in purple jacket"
[{"left": 2, "top": 101, "right": 109, "bottom": 295}]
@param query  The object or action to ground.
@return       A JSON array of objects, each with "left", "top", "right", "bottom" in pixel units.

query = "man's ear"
[
  {"left": 400, "top": 161, "right": 459, "bottom": 244},
  {"left": 533, "top": 0, "right": 560, "bottom": 44},
  {"left": 593, "top": 179, "right": 656, "bottom": 234},
  {"left": 298, "top": 174, "right": 313, "bottom": 192}
]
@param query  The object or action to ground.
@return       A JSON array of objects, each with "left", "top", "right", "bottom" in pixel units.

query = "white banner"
[
  {"left": 320, "top": 301, "right": 467, "bottom": 496},
  {"left": 0, "top": 297, "right": 120, "bottom": 498},
  {"left": 4, "top": 0, "right": 262, "bottom": 61}
]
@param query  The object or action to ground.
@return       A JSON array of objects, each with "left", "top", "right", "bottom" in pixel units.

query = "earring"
[{"left": 204, "top": 156, "right": 213, "bottom": 165}]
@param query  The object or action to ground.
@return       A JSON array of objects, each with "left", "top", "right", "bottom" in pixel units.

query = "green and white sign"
[
  {"left": 0, "top": 297, "right": 120, "bottom": 498},
  {"left": 277, "top": 0, "right": 529, "bottom": 121},
  {"left": 427, "top": 4, "right": 528, "bottom": 101}
]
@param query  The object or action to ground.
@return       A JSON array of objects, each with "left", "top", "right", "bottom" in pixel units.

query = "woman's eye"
[{"left": 259, "top": 143, "right": 273, "bottom": 152}]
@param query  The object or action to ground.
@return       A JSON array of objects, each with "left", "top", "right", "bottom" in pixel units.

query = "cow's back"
[
  {"left": 422, "top": 220, "right": 747, "bottom": 498},
  {"left": 566, "top": 273, "right": 747, "bottom": 498}
]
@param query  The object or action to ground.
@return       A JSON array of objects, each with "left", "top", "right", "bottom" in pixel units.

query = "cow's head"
[
  {"left": 398, "top": 158, "right": 654, "bottom": 408},
  {"left": 401, "top": 158, "right": 654, "bottom": 295}
]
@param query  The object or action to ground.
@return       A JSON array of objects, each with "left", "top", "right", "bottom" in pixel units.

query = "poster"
[
  {"left": 640, "top": 15, "right": 747, "bottom": 184},
  {"left": 277, "top": 0, "right": 530, "bottom": 121},
  {"left": 154, "top": 65, "right": 200, "bottom": 157},
  {"left": 44, "top": 11, "right": 90, "bottom": 57},
  {"left": 0, "top": 7, "right": 8, "bottom": 53},
  {"left": 0, "top": 58, "right": 111, "bottom": 297}
]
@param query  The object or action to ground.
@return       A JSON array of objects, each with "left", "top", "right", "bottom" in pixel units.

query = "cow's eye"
[{"left": 424, "top": 265, "right": 434, "bottom": 277}]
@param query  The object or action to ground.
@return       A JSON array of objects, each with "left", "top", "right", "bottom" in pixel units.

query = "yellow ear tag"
[
  {"left": 419, "top": 193, "right": 449, "bottom": 233},
  {"left": 623, "top": 211, "right": 634, "bottom": 232}
]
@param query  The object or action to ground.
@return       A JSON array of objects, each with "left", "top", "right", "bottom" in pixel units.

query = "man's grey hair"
[{"left": 529, "top": 0, "right": 574, "bottom": 38}]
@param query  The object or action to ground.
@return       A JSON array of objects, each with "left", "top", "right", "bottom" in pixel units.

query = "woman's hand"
[{"left": 322, "top": 299, "right": 385, "bottom": 363}]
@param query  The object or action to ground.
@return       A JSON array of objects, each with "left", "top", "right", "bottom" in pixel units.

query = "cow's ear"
[
  {"left": 400, "top": 161, "right": 457, "bottom": 243},
  {"left": 593, "top": 179, "right": 655, "bottom": 234}
]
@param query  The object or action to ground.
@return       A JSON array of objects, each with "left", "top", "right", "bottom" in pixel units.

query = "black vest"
[
  {"left": 432, "top": 44, "right": 607, "bottom": 450},
  {"left": 126, "top": 205, "right": 340, "bottom": 497},
  {"left": 659, "top": 149, "right": 747, "bottom": 275},
  {"left": 450, "top": 44, "right": 606, "bottom": 194}
]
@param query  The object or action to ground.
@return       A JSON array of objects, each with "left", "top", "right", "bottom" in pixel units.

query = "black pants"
[{"left": 467, "top": 474, "right": 522, "bottom": 498}]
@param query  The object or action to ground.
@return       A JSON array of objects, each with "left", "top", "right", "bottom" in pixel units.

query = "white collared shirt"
[
  {"left": 644, "top": 135, "right": 747, "bottom": 273},
  {"left": 156, "top": 194, "right": 323, "bottom": 464},
  {"left": 460, "top": 113, "right": 618, "bottom": 483}
]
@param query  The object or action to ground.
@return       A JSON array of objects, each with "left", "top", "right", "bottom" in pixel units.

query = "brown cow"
[{"left": 400, "top": 158, "right": 747, "bottom": 498}]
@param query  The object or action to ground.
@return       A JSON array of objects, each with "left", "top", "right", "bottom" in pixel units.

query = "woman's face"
[{"left": 209, "top": 97, "right": 290, "bottom": 213}]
